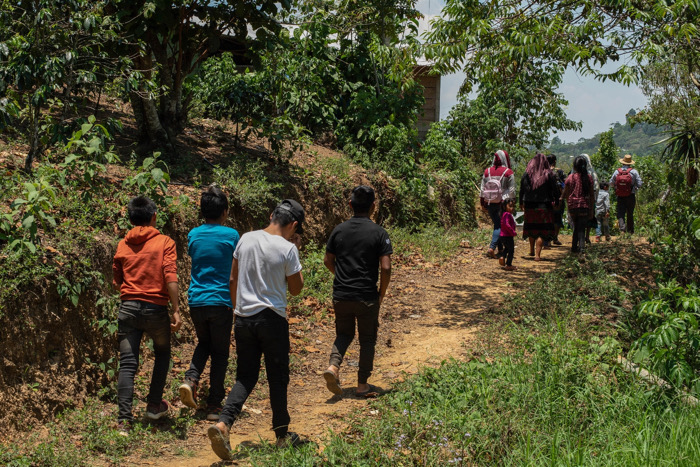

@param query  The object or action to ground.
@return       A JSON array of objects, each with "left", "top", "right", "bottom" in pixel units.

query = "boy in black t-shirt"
[{"left": 322, "top": 186, "right": 392, "bottom": 398}]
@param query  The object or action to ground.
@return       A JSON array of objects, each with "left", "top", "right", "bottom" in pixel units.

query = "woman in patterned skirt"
[{"left": 519, "top": 153, "right": 561, "bottom": 261}]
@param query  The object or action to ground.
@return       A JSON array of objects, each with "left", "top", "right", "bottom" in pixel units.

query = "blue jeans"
[
  {"left": 595, "top": 214, "right": 610, "bottom": 238},
  {"left": 220, "top": 308, "right": 290, "bottom": 438},
  {"left": 184, "top": 306, "right": 233, "bottom": 406},
  {"left": 487, "top": 203, "right": 503, "bottom": 251},
  {"left": 117, "top": 300, "right": 171, "bottom": 422}
]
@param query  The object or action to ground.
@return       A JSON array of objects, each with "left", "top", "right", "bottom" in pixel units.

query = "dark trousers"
[
  {"left": 219, "top": 308, "right": 290, "bottom": 438},
  {"left": 487, "top": 203, "right": 503, "bottom": 252},
  {"left": 570, "top": 208, "right": 589, "bottom": 252},
  {"left": 117, "top": 300, "right": 171, "bottom": 422},
  {"left": 501, "top": 236, "right": 515, "bottom": 266},
  {"left": 329, "top": 300, "right": 380, "bottom": 385},
  {"left": 184, "top": 306, "right": 233, "bottom": 406},
  {"left": 616, "top": 194, "right": 636, "bottom": 233}
]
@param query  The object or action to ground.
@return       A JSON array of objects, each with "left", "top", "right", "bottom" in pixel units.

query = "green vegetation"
[
  {"left": 548, "top": 118, "right": 665, "bottom": 160},
  {"left": 238, "top": 245, "right": 700, "bottom": 466}
]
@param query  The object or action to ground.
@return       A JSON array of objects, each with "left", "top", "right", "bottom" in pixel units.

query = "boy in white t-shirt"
[{"left": 207, "top": 200, "right": 306, "bottom": 460}]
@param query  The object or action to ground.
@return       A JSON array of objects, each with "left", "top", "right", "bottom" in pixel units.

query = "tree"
[
  {"left": 424, "top": 0, "right": 700, "bottom": 160},
  {"left": 110, "top": 0, "right": 291, "bottom": 156},
  {"left": 0, "top": 0, "right": 121, "bottom": 171},
  {"left": 636, "top": 50, "right": 700, "bottom": 185},
  {"left": 591, "top": 128, "right": 618, "bottom": 178},
  {"left": 444, "top": 60, "right": 580, "bottom": 163}
]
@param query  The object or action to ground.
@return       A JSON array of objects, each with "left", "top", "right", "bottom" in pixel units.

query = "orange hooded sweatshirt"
[{"left": 112, "top": 226, "right": 178, "bottom": 306}]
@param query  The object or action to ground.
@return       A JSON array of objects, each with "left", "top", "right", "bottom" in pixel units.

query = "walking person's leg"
[
  {"left": 258, "top": 309, "right": 291, "bottom": 440},
  {"left": 143, "top": 308, "right": 172, "bottom": 419},
  {"left": 181, "top": 307, "right": 211, "bottom": 408},
  {"left": 487, "top": 203, "right": 501, "bottom": 257},
  {"left": 355, "top": 301, "right": 380, "bottom": 396},
  {"left": 576, "top": 214, "right": 587, "bottom": 252},
  {"left": 616, "top": 198, "right": 627, "bottom": 233},
  {"left": 325, "top": 301, "right": 356, "bottom": 395},
  {"left": 627, "top": 194, "right": 636, "bottom": 234},
  {"left": 117, "top": 304, "right": 143, "bottom": 425},
  {"left": 595, "top": 214, "right": 603, "bottom": 240},
  {"left": 206, "top": 308, "right": 234, "bottom": 412},
  {"left": 503, "top": 237, "right": 515, "bottom": 267},
  {"left": 603, "top": 216, "right": 610, "bottom": 240},
  {"left": 209, "top": 314, "right": 262, "bottom": 461}
]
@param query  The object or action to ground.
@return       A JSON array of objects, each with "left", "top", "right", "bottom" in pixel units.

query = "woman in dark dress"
[
  {"left": 519, "top": 153, "right": 560, "bottom": 261},
  {"left": 561, "top": 155, "right": 596, "bottom": 253}
]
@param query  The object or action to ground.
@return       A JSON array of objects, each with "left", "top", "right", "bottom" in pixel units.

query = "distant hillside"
[{"left": 548, "top": 117, "right": 666, "bottom": 158}]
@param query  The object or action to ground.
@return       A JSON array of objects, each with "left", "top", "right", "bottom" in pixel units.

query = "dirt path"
[{"left": 137, "top": 236, "right": 571, "bottom": 467}]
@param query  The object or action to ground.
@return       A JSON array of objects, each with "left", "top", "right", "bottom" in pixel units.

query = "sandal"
[
  {"left": 356, "top": 384, "right": 380, "bottom": 398},
  {"left": 323, "top": 370, "right": 343, "bottom": 396}
]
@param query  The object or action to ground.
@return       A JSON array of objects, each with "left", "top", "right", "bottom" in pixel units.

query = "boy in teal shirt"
[{"left": 179, "top": 186, "right": 240, "bottom": 420}]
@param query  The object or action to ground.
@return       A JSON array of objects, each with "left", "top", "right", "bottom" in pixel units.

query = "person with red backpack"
[
  {"left": 479, "top": 150, "right": 515, "bottom": 258},
  {"left": 609, "top": 154, "right": 643, "bottom": 234}
]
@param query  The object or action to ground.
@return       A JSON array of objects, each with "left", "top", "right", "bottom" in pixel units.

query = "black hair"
[
  {"left": 201, "top": 185, "right": 229, "bottom": 220},
  {"left": 128, "top": 195, "right": 157, "bottom": 226},
  {"left": 505, "top": 198, "right": 517, "bottom": 209},
  {"left": 600, "top": 181, "right": 609, "bottom": 190},
  {"left": 573, "top": 155, "right": 592, "bottom": 197},
  {"left": 271, "top": 206, "right": 296, "bottom": 228},
  {"left": 350, "top": 185, "right": 376, "bottom": 214},
  {"left": 546, "top": 154, "right": 557, "bottom": 166}
]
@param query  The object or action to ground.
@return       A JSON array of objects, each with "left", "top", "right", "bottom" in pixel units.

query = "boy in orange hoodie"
[{"left": 112, "top": 196, "right": 182, "bottom": 434}]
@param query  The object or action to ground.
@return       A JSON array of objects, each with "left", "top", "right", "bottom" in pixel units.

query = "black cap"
[{"left": 277, "top": 199, "right": 305, "bottom": 235}]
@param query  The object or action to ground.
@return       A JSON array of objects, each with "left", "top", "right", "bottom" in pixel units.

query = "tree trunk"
[{"left": 24, "top": 104, "right": 42, "bottom": 172}]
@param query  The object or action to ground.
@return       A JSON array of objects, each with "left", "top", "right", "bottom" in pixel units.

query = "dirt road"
[{"left": 139, "top": 237, "right": 570, "bottom": 466}]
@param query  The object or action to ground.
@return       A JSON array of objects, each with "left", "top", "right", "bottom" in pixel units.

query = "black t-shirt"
[{"left": 326, "top": 216, "right": 393, "bottom": 301}]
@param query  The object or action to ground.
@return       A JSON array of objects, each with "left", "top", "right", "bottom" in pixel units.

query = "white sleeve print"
[{"left": 285, "top": 245, "right": 302, "bottom": 277}]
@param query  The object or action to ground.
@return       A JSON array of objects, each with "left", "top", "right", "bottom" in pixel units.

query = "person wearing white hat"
[{"left": 609, "top": 154, "right": 643, "bottom": 234}]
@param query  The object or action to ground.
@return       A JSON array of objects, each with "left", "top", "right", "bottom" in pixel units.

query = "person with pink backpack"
[
  {"left": 609, "top": 154, "right": 643, "bottom": 234},
  {"left": 479, "top": 150, "right": 515, "bottom": 258}
]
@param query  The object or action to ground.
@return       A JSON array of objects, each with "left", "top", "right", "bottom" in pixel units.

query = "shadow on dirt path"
[{"left": 138, "top": 235, "right": 572, "bottom": 466}]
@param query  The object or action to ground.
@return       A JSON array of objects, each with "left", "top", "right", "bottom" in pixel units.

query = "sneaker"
[
  {"left": 486, "top": 248, "right": 495, "bottom": 258},
  {"left": 206, "top": 405, "right": 222, "bottom": 421},
  {"left": 553, "top": 239, "right": 562, "bottom": 246},
  {"left": 145, "top": 400, "right": 170, "bottom": 420},
  {"left": 178, "top": 378, "right": 198, "bottom": 409},
  {"left": 276, "top": 431, "right": 305, "bottom": 448},
  {"left": 595, "top": 236, "right": 601, "bottom": 243},
  {"left": 117, "top": 420, "right": 131, "bottom": 436},
  {"left": 208, "top": 424, "right": 233, "bottom": 461},
  {"left": 498, "top": 256, "right": 505, "bottom": 267}
]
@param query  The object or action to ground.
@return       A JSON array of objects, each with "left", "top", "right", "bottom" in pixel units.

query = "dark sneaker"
[
  {"left": 553, "top": 239, "right": 562, "bottom": 246},
  {"left": 206, "top": 405, "right": 222, "bottom": 421},
  {"left": 208, "top": 424, "right": 233, "bottom": 461},
  {"left": 276, "top": 431, "right": 306, "bottom": 448},
  {"left": 117, "top": 420, "right": 131, "bottom": 436},
  {"left": 145, "top": 400, "right": 170, "bottom": 420},
  {"left": 178, "top": 378, "right": 198, "bottom": 409}
]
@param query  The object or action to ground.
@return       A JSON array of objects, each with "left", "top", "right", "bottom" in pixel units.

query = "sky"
[{"left": 416, "top": 0, "right": 648, "bottom": 143}]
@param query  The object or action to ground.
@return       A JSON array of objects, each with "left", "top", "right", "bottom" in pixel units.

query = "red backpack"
[{"left": 615, "top": 168, "right": 634, "bottom": 197}]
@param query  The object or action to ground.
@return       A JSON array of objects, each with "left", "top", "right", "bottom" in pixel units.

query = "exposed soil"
[{"left": 127, "top": 234, "right": 573, "bottom": 467}]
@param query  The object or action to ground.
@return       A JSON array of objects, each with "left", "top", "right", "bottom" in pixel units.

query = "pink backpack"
[{"left": 481, "top": 168, "right": 506, "bottom": 204}]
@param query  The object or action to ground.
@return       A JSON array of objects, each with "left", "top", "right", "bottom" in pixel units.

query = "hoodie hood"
[
  {"left": 125, "top": 226, "right": 161, "bottom": 245},
  {"left": 493, "top": 150, "right": 511, "bottom": 169}
]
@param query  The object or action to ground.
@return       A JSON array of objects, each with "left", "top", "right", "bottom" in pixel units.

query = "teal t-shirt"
[{"left": 187, "top": 224, "right": 240, "bottom": 307}]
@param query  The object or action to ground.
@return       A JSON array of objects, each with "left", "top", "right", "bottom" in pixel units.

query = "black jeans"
[
  {"left": 501, "top": 236, "right": 515, "bottom": 266},
  {"left": 219, "top": 308, "right": 290, "bottom": 438},
  {"left": 185, "top": 306, "right": 233, "bottom": 406},
  {"left": 616, "top": 194, "right": 636, "bottom": 234},
  {"left": 117, "top": 300, "right": 171, "bottom": 423},
  {"left": 329, "top": 300, "right": 380, "bottom": 385},
  {"left": 570, "top": 208, "right": 589, "bottom": 253}
]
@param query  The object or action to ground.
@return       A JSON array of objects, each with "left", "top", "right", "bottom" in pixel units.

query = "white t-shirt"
[{"left": 233, "top": 230, "right": 302, "bottom": 318}]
